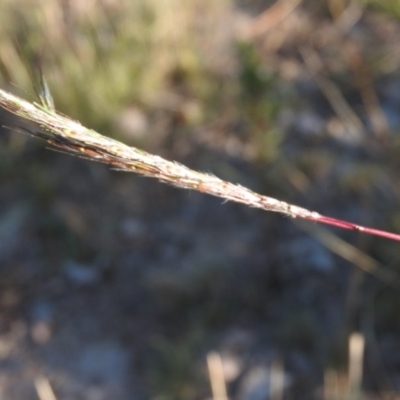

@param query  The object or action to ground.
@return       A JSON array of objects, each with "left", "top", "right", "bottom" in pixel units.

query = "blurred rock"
[
  {"left": 119, "top": 218, "right": 146, "bottom": 239},
  {"left": 78, "top": 342, "right": 130, "bottom": 383},
  {"left": 0, "top": 202, "right": 30, "bottom": 263},
  {"left": 278, "top": 237, "right": 334, "bottom": 274},
  {"left": 29, "top": 301, "right": 54, "bottom": 344},
  {"left": 238, "top": 364, "right": 291, "bottom": 400},
  {"left": 63, "top": 261, "right": 101, "bottom": 287}
]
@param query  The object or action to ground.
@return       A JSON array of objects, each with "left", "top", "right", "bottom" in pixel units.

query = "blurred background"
[{"left": 0, "top": 0, "right": 400, "bottom": 399}]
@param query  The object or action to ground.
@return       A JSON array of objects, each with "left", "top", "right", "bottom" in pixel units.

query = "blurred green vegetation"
[
  {"left": 363, "top": 0, "right": 400, "bottom": 18},
  {"left": 149, "top": 328, "right": 206, "bottom": 400},
  {"left": 0, "top": 0, "right": 235, "bottom": 135},
  {"left": 0, "top": 0, "right": 289, "bottom": 167}
]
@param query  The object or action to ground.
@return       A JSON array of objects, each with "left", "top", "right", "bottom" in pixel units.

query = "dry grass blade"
[
  {"left": 300, "top": 46, "right": 364, "bottom": 140},
  {"left": 34, "top": 376, "right": 57, "bottom": 400},
  {"left": 0, "top": 87, "right": 399, "bottom": 242},
  {"left": 207, "top": 352, "right": 229, "bottom": 400},
  {"left": 294, "top": 220, "right": 400, "bottom": 288},
  {"left": 348, "top": 333, "right": 365, "bottom": 399}
]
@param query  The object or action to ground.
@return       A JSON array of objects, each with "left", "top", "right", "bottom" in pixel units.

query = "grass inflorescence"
[{"left": 1, "top": 86, "right": 400, "bottom": 250}]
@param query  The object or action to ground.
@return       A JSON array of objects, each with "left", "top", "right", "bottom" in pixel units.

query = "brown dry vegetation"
[{"left": 1, "top": 0, "right": 400, "bottom": 399}]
